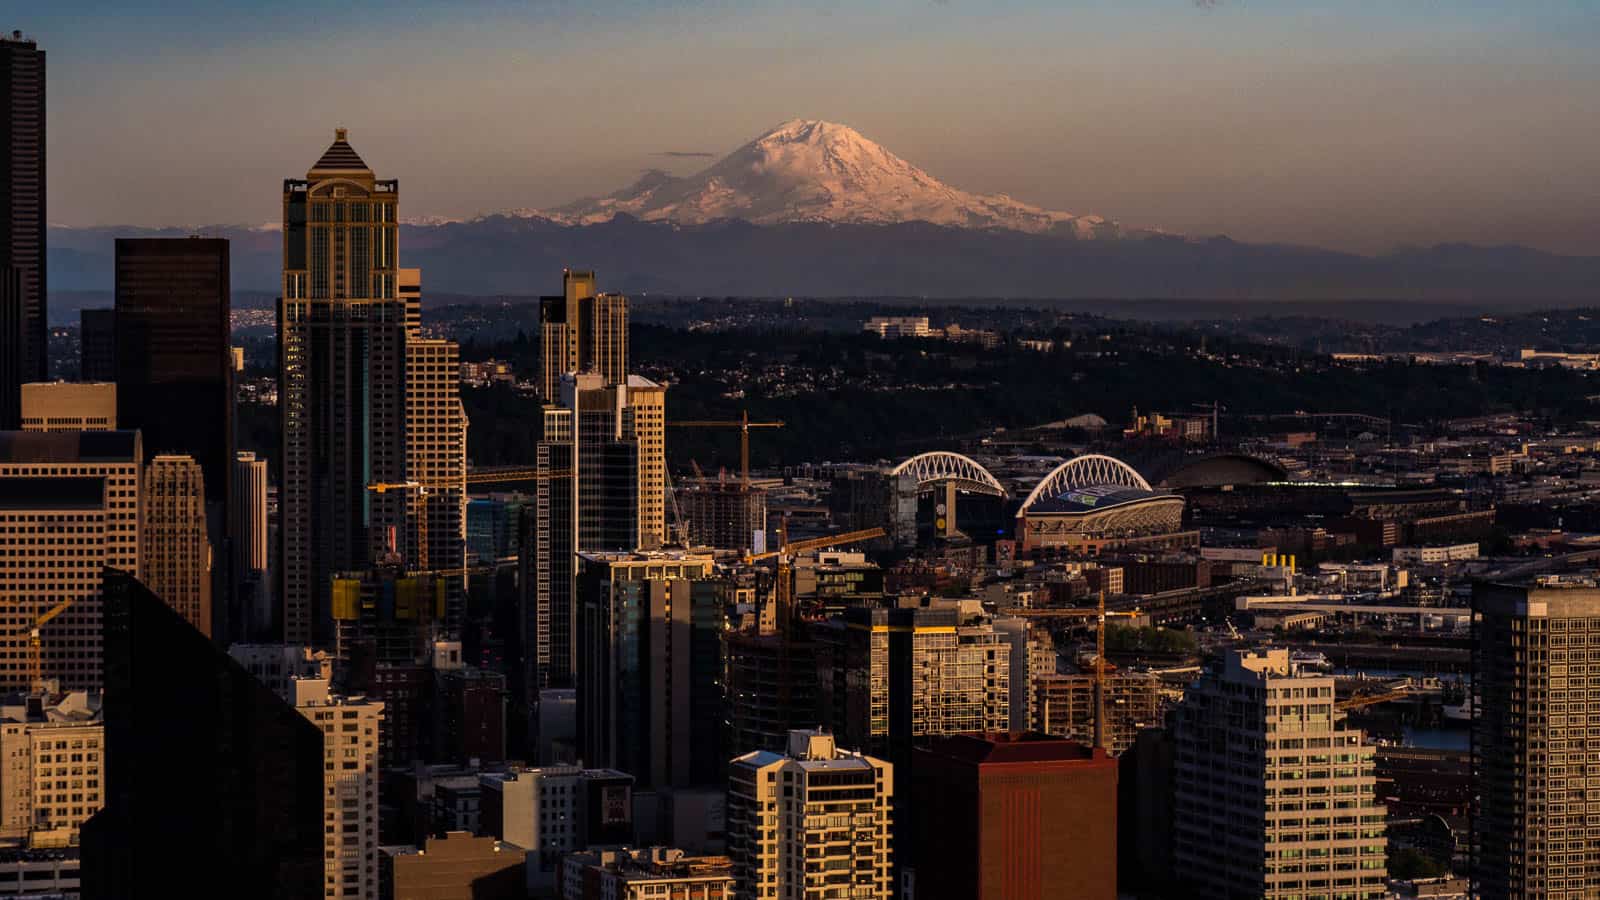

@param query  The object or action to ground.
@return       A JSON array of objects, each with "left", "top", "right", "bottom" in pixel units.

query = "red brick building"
[{"left": 909, "top": 732, "right": 1118, "bottom": 900}]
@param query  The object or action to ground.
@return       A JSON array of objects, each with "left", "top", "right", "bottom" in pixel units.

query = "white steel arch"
[
  {"left": 889, "top": 452, "right": 1007, "bottom": 497},
  {"left": 1016, "top": 454, "right": 1151, "bottom": 515}
]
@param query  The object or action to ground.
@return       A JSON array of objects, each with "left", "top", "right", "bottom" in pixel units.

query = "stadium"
[{"left": 1015, "top": 455, "right": 1191, "bottom": 555}]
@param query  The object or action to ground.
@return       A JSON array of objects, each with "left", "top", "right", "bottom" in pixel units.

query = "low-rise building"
[{"left": 559, "top": 846, "right": 733, "bottom": 900}]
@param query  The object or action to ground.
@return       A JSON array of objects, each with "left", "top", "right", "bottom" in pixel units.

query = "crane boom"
[
  {"left": 369, "top": 470, "right": 575, "bottom": 492},
  {"left": 668, "top": 411, "right": 784, "bottom": 487},
  {"left": 28, "top": 599, "right": 74, "bottom": 689},
  {"left": 745, "top": 527, "right": 887, "bottom": 562}
]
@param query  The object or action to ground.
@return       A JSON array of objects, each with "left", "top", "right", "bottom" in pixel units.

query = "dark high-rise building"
[
  {"left": 115, "top": 236, "right": 234, "bottom": 641},
  {"left": 566, "top": 373, "right": 638, "bottom": 552},
  {"left": 576, "top": 551, "right": 724, "bottom": 789},
  {"left": 517, "top": 406, "right": 577, "bottom": 698},
  {"left": 1474, "top": 578, "right": 1600, "bottom": 899},
  {"left": 114, "top": 238, "right": 232, "bottom": 500},
  {"left": 910, "top": 732, "right": 1118, "bottom": 900},
  {"left": 79, "top": 308, "right": 116, "bottom": 381},
  {"left": 0, "top": 32, "right": 46, "bottom": 429},
  {"left": 279, "top": 129, "right": 406, "bottom": 646},
  {"left": 81, "top": 570, "right": 324, "bottom": 898}
]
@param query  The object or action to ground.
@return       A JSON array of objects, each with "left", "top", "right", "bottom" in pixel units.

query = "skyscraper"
[
  {"left": 1168, "top": 648, "right": 1388, "bottom": 899},
  {"left": 279, "top": 129, "right": 405, "bottom": 646},
  {"left": 518, "top": 406, "right": 577, "bottom": 696},
  {"left": 567, "top": 373, "right": 640, "bottom": 551},
  {"left": 405, "top": 335, "right": 467, "bottom": 622},
  {"left": 113, "top": 237, "right": 233, "bottom": 506},
  {"left": 79, "top": 308, "right": 116, "bottom": 382},
  {"left": 0, "top": 32, "right": 45, "bottom": 430},
  {"left": 622, "top": 375, "right": 666, "bottom": 550},
  {"left": 727, "top": 730, "right": 895, "bottom": 900},
  {"left": 19, "top": 381, "right": 116, "bottom": 432},
  {"left": 0, "top": 430, "right": 142, "bottom": 692},
  {"left": 538, "top": 271, "right": 629, "bottom": 399},
  {"left": 82, "top": 571, "right": 325, "bottom": 898},
  {"left": 1474, "top": 577, "right": 1600, "bottom": 898},
  {"left": 232, "top": 451, "right": 271, "bottom": 636},
  {"left": 141, "top": 454, "right": 213, "bottom": 637},
  {"left": 575, "top": 550, "right": 724, "bottom": 789}
]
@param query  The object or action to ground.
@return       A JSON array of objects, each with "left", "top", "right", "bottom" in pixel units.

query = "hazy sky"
[{"left": 29, "top": 0, "right": 1600, "bottom": 254}]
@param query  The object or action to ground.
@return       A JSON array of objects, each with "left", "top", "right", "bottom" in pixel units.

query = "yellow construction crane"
[
  {"left": 745, "top": 521, "right": 886, "bottom": 634},
  {"left": 368, "top": 470, "right": 576, "bottom": 493},
  {"left": 1336, "top": 688, "right": 1413, "bottom": 712},
  {"left": 669, "top": 412, "right": 784, "bottom": 488},
  {"left": 1001, "top": 591, "right": 1143, "bottom": 753},
  {"left": 28, "top": 599, "right": 73, "bottom": 689}
]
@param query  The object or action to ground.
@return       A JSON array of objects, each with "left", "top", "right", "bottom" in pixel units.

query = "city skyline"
[{"left": 22, "top": 1, "right": 1600, "bottom": 255}]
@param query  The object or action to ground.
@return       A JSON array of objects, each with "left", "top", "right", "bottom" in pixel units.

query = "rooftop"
[
  {"left": 309, "top": 128, "right": 370, "bottom": 173},
  {"left": 0, "top": 430, "right": 138, "bottom": 464},
  {"left": 920, "top": 732, "right": 1106, "bottom": 765}
]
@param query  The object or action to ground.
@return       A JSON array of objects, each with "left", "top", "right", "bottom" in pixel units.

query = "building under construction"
[
  {"left": 679, "top": 481, "right": 767, "bottom": 552},
  {"left": 1032, "top": 671, "right": 1164, "bottom": 755}
]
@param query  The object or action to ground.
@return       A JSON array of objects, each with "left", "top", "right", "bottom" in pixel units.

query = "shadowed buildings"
[{"left": 0, "top": 32, "right": 45, "bottom": 430}]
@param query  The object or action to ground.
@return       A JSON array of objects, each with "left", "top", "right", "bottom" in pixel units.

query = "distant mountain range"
[{"left": 46, "top": 119, "right": 1600, "bottom": 306}]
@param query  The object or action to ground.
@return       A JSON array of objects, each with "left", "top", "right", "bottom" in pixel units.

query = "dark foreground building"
[
  {"left": 0, "top": 32, "right": 46, "bottom": 429},
  {"left": 81, "top": 570, "right": 323, "bottom": 898},
  {"left": 910, "top": 732, "right": 1118, "bottom": 900}
]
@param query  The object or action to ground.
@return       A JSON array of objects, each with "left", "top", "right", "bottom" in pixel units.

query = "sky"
[{"left": 27, "top": 0, "right": 1600, "bottom": 254}]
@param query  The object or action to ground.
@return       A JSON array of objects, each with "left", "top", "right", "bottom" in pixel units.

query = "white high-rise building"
[
  {"left": 404, "top": 335, "right": 467, "bottom": 624},
  {"left": 0, "top": 691, "right": 105, "bottom": 847},
  {"left": 232, "top": 451, "right": 268, "bottom": 575},
  {"left": 1170, "top": 649, "right": 1388, "bottom": 899},
  {"left": 727, "top": 729, "right": 894, "bottom": 900},
  {"left": 295, "top": 678, "right": 383, "bottom": 900}
]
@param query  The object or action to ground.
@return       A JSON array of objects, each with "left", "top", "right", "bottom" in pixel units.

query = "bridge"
[{"left": 1237, "top": 596, "right": 1472, "bottom": 622}]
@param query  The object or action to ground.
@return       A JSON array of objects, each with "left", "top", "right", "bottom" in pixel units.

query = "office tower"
[
  {"left": 19, "top": 381, "right": 115, "bottom": 431},
  {"left": 141, "top": 454, "right": 213, "bottom": 637},
  {"left": 1474, "top": 578, "right": 1600, "bottom": 898},
  {"left": 1169, "top": 649, "right": 1388, "bottom": 900},
  {"left": 398, "top": 267, "right": 421, "bottom": 336},
  {"left": 0, "top": 33, "right": 45, "bottom": 431},
  {"left": 280, "top": 129, "right": 406, "bottom": 646},
  {"left": 727, "top": 729, "right": 894, "bottom": 900},
  {"left": 295, "top": 678, "right": 384, "bottom": 900},
  {"left": 0, "top": 690, "right": 105, "bottom": 847},
  {"left": 539, "top": 270, "right": 628, "bottom": 401},
  {"left": 114, "top": 237, "right": 232, "bottom": 502},
  {"left": 82, "top": 571, "right": 324, "bottom": 898},
  {"left": 567, "top": 373, "right": 640, "bottom": 551},
  {"left": 575, "top": 551, "right": 723, "bottom": 789},
  {"left": 623, "top": 375, "right": 666, "bottom": 549},
  {"left": 466, "top": 493, "right": 528, "bottom": 563},
  {"left": 815, "top": 604, "right": 1011, "bottom": 768},
  {"left": 559, "top": 847, "right": 734, "bottom": 900},
  {"left": 479, "top": 765, "right": 635, "bottom": 893},
  {"left": 434, "top": 665, "right": 509, "bottom": 766},
  {"left": 232, "top": 451, "right": 271, "bottom": 636},
  {"left": 79, "top": 308, "right": 116, "bottom": 382},
  {"left": 405, "top": 336, "right": 467, "bottom": 623},
  {"left": 517, "top": 406, "right": 577, "bottom": 701},
  {"left": 993, "top": 616, "right": 1056, "bottom": 736},
  {"left": 0, "top": 431, "right": 141, "bottom": 692},
  {"left": 1032, "top": 672, "right": 1162, "bottom": 755},
  {"left": 910, "top": 732, "right": 1118, "bottom": 900},
  {"left": 724, "top": 628, "right": 819, "bottom": 756},
  {"left": 680, "top": 482, "right": 767, "bottom": 551}
]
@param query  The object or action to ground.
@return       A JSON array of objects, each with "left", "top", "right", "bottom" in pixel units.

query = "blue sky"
[{"left": 25, "top": 0, "right": 1600, "bottom": 253}]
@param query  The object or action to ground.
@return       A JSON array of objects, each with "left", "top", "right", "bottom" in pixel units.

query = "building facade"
[
  {"left": 141, "top": 454, "right": 213, "bottom": 637},
  {"left": 19, "top": 382, "right": 115, "bottom": 432},
  {"left": 560, "top": 847, "right": 733, "bottom": 900},
  {"left": 680, "top": 483, "right": 767, "bottom": 552},
  {"left": 1032, "top": 672, "right": 1162, "bottom": 756},
  {"left": 576, "top": 552, "right": 723, "bottom": 789},
  {"left": 1474, "top": 578, "right": 1600, "bottom": 899},
  {"left": 0, "top": 691, "right": 105, "bottom": 848},
  {"left": 539, "top": 271, "right": 627, "bottom": 401},
  {"left": 79, "top": 308, "right": 115, "bottom": 382},
  {"left": 0, "top": 32, "right": 46, "bottom": 430},
  {"left": 909, "top": 732, "right": 1118, "bottom": 900},
  {"left": 0, "top": 431, "right": 142, "bottom": 691},
  {"left": 1169, "top": 649, "right": 1388, "bottom": 900},
  {"left": 294, "top": 678, "right": 384, "bottom": 900},
  {"left": 479, "top": 765, "right": 635, "bottom": 893},
  {"left": 405, "top": 336, "right": 467, "bottom": 624},
  {"left": 727, "top": 730, "right": 894, "bottom": 900},
  {"left": 279, "top": 130, "right": 406, "bottom": 646}
]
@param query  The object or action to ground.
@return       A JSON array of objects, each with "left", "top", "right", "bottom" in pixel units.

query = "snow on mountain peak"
[{"left": 539, "top": 120, "right": 1128, "bottom": 238}]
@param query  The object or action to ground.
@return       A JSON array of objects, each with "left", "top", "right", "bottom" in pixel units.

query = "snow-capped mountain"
[{"left": 538, "top": 119, "right": 1128, "bottom": 238}]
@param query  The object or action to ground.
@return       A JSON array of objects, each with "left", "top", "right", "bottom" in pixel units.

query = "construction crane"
[
  {"left": 669, "top": 412, "right": 784, "bottom": 488},
  {"left": 745, "top": 521, "right": 886, "bottom": 634},
  {"left": 368, "top": 470, "right": 576, "bottom": 493},
  {"left": 28, "top": 599, "right": 73, "bottom": 689},
  {"left": 1336, "top": 688, "right": 1414, "bottom": 712},
  {"left": 1001, "top": 591, "right": 1143, "bottom": 753}
]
